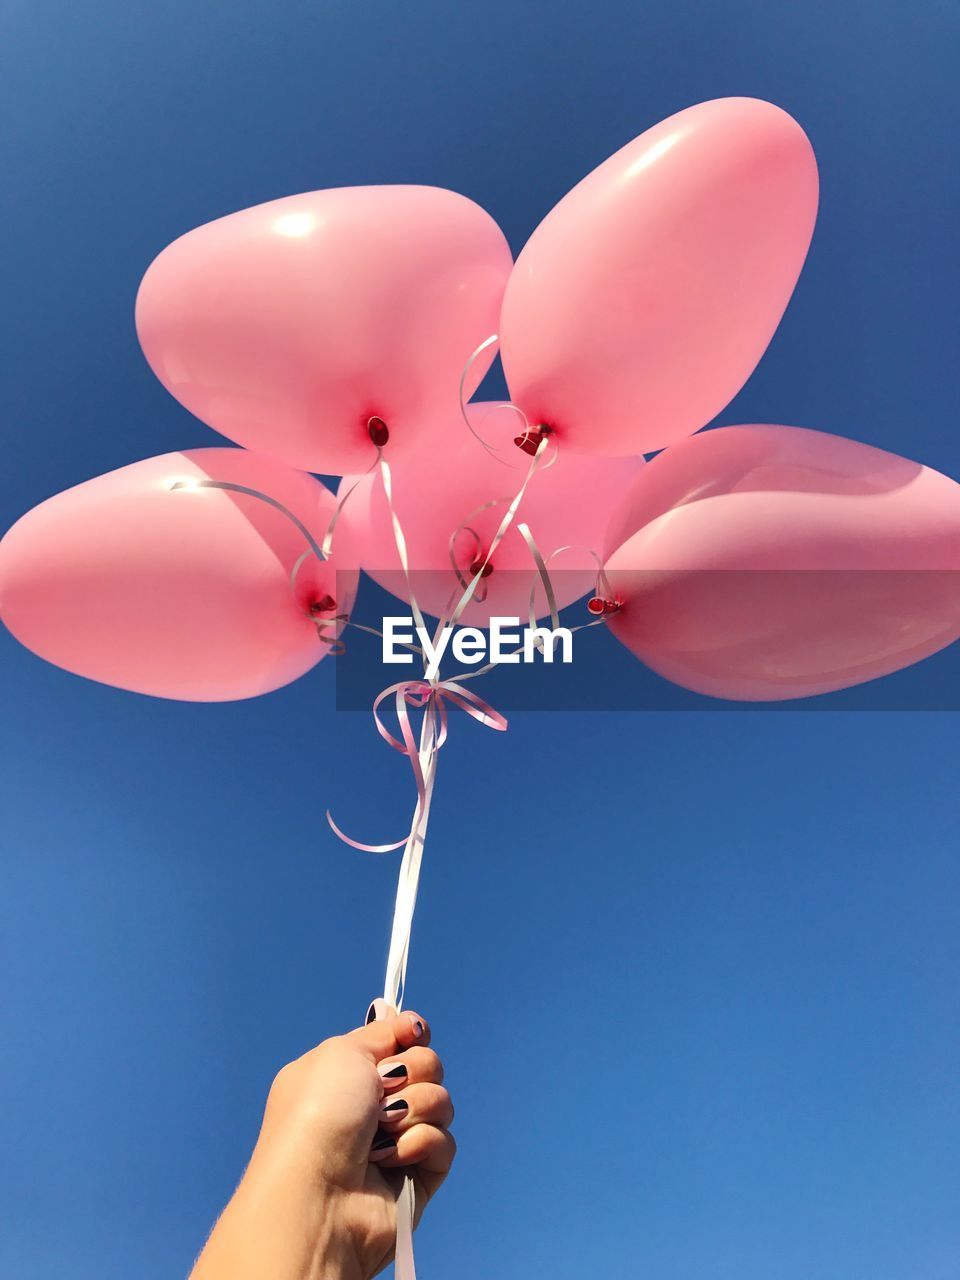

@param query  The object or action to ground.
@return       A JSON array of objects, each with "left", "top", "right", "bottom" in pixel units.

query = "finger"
[
  {"left": 370, "top": 1122, "right": 457, "bottom": 1177},
  {"left": 378, "top": 1082, "right": 454, "bottom": 1132},
  {"left": 365, "top": 998, "right": 393, "bottom": 1024},
  {"left": 344, "top": 1008, "right": 431, "bottom": 1063},
  {"left": 376, "top": 1046, "right": 444, "bottom": 1093}
]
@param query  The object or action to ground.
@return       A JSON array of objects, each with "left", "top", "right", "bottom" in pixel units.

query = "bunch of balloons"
[
  {"left": 4, "top": 97, "right": 960, "bottom": 707},
  {"left": 4, "top": 97, "right": 959, "bottom": 713},
  {"left": 4, "top": 90, "right": 960, "bottom": 1280}
]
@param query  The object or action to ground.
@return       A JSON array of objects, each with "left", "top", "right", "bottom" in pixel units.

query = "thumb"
[{"left": 345, "top": 1000, "right": 431, "bottom": 1063}]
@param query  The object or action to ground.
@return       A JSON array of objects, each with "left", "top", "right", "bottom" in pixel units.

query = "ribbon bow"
[{"left": 328, "top": 676, "right": 507, "bottom": 858}]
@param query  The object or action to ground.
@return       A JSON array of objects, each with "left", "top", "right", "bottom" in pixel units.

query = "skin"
[{"left": 189, "top": 1009, "right": 455, "bottom": 1280}]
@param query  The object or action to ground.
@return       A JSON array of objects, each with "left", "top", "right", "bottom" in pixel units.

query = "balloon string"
[
  {"left": 453, "top": 535, "right": 615, "bottom": 682},
  {"left": 448, "top": 495, "right": 517, "bottom": 598},
  {"left": 325, "top": 674, "right": 506, "bottom": 853},
  {"left": 382, "top": 698, "right": 436, "bottom": 1009},
  {"left": 170, "top": 478, "right": 327, "bottom": 561},
  {"left": 325, "top": 453, "right": 456, "bottom": 853},
  {"left": 377, "top": 454, "right": 429, "bottom": 639},
  {"left": 169, "top": 478, "right": 347, "bottom": 649},
  {"left": 328, "top": 414, "right": 553, "bottom": 848},
  {"left": 457, "top": 334, "right": 526, "bottom": 465},
  {"left": 179, "top": 447, "right": 377, "bottom": 586},
  {"left": 320, "top": 451, "right": 381, "bottom": 560},
  {"left": 325, "top": 420, "right": 554, "bottom": 1026},
  {"left": 326, "top": 434, "right": 552, "bottom": 1280},
  {"left": 327, "top": 409, "right": 550, "bottom": 845},
  {"left": 517, "top": 521, "right": 561, "bottom": 632},
  {"left": 394, "top": 1173, "right": 417, "bottom": 1280},
  {"left": 517, "top": 533, "right": 617, "bottom": 632},
  {"left": 445, "top": 433, "right": 554, "bottom": 628}
]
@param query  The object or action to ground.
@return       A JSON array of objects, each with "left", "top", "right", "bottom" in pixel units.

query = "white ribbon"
[
  {"left": 333, "top": 371, "right": 555, "bottom": 1280},
  {"left": 383, "top": 706, "right": 438, "bottom": 1011}
]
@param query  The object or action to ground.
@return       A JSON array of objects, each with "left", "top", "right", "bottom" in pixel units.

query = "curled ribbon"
[
  {"left": 457, "top": 334, "right": 529, "bottom": 465},
  {"left": 170, "top": 478, "right": 351, "bottom": 651},
  {"left": 327, "top": 418, "right": 553, "bottom": 862},
  {"left": 327, "top": 677, "right": 507, "bottom": 858},
  {"left": 327, "top": 407, "right": 554, "bottom": 1017},
  {"left": 517, "top": 526, "right": 618, "bottom": 639}
]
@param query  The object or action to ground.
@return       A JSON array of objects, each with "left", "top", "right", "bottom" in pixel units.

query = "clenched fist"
[{"left": 190, "top": 1007, "right": 455, "bottom": 1280}]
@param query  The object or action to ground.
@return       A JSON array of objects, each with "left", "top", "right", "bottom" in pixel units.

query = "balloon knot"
[
  {"left": 368, "top": 416, "right": 390, "bottom": 448},
  {"left": 513, "top": 423, "right": 552, "bottom": 455},
  {"left": 310, "top": 594, "right": 337, "bottom": 615},
  {"left": 469, "top": 557, "right": 494, "bottom": 579},
  {"left": 587, "top": 596, "right": 620, "bottom": 617}
]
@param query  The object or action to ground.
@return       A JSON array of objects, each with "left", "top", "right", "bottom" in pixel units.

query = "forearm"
[{"left": 189, "top": 1149, "right": 362, "bottom": 1280}]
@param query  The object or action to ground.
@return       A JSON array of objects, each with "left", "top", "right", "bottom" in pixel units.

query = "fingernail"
[
  {"left": 377, "top": 1062, "right": 408, "bottom": 1082},
  {"left": 366, "top": 998, "right": 391, "bottom": 1024},
  {"left": 370, "top": 1134, "right": 397, "bottom": 1159},
  {"left": 409, "top": 1014, "right": 425, "bottom": 1038},
  {"left": 379, "top": 1099, "right": 409, "bottom": 1121}
]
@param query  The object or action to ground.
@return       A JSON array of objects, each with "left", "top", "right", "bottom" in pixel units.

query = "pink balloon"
[
  {"left": 500, "top": 98, "right": 818, "bottom": 456},
  {"left": 136, "top": 187, "right": 513, "bottom": 476},
  {"left": 603, "top": 425, "right": 960, "bottom": 700},
  {"left": 0, "top": 449, "right": 357, "bottom": 701},
  {"left": 339, "top": 404, "right": 643, "bottom": 627}
]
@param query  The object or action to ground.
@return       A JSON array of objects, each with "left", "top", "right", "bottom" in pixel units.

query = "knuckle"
[
  {"left": 405, "top": 1085, "right": 454, "bottom": 1129},
  {"left": 266, "top": 1058, "right": 315, "bottom": 1120},
  {"left": 418, "top": 1082, "right": 448, "bottom": 1116},
  {"left": 404, "top": 1082, "right": 432, "bottom": 1114},
  {"left": 430, "top": 1083, "right": 452, "bottom": 1115},
  {"left": 421, "top": 1048, "right": 444, "bottom": 1083},
  {"left": 396, "top": 1123, "right": 428, "bottom": 1157},
  {"left": 269, "top": 1060, "right": 299, "bottom": 1098}
]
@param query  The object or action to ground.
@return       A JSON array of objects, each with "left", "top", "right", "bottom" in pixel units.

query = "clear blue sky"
[{"left": 1, "top": 2, "right": 958, "bottom": 1277}]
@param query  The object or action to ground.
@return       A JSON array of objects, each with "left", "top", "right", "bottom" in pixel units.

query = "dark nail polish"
[
  {"left": 380, "top": 1064, "right": 407, "bottom": 1080},
  {"left": 372, "top": 1133, "right": 397, "bottom": 1151},
  {"left": 365, "top": 1002, "right": 377, "bottom": 1025},
  {"left": 380, "top": 1100, "right": 408, "bottom": 1116}
]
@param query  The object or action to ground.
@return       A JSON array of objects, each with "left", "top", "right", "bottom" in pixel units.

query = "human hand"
[{"left": 189, "top": 1005, "right": 455, "bottom": 1280}]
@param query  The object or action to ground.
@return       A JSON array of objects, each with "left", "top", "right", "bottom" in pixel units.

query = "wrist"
[
  {"left": 193, "top": 1148, "right": 366, "bottom": 1280},
  {"left": 248, "top": 1155, "right": 365, "bottom": 1280},
  {"left": 306, "top": 1217, "right": 365, "bottom": 1280}
]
